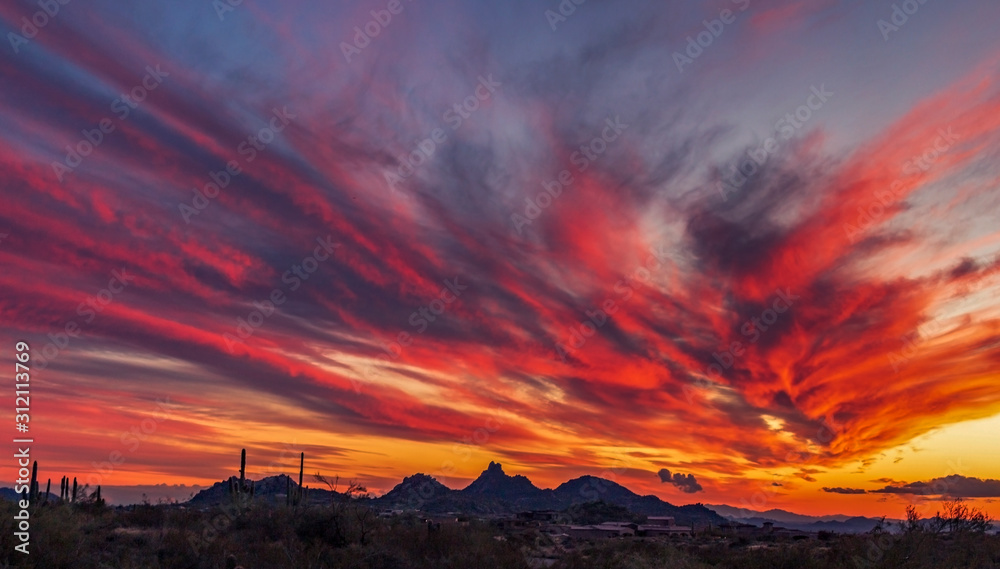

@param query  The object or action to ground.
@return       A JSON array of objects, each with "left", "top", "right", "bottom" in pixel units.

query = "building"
[
  {"left": 637, "top": 524, "right": 693, "bottom": 538},
  {"left": 567, "top": 522, "right": 636, "bottom": 539},
  {"left": 638, "top": 517, "right": 693, "bottom": 537},
  {"left": 517, "top": 510, "right": 560, "bottom": 523},
  {"left": 717, "top": 521, "right": 759, "bottom": 534}
]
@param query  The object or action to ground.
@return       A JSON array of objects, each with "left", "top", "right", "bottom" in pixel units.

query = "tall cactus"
[
  {"left": 297, "top": 452, "right": 304, "bottom": 506},
  {"left": 72, "top": 477, "right": 78, "bottom": 503},
  {"left": 229, "top": 448, "right": 254, "bottom": 507},
  {"left": 29, "top": 461, "right": 37, "bottom": 505},
  {"left": 44, "top": 479, "right": 51, "bottom": 504}
]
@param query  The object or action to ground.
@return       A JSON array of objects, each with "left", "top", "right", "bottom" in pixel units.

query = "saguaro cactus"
[
  {"left": 297, "top": 452, "right": 305, "bottom": 505},
  {"left": 229, "top": 448, "right": 254, "bottom": 507},
  {"left": 72, "top": 477, "right": 78, "bottom": 503},
  {"left": 29, "top": 461, "right": 38, "bottom": 504},
  {"left": 240, "top": 448, "right": 246, "bottom": 486},
  {"left": 44, "top": 479, "right": 51, "bottom": 504}
]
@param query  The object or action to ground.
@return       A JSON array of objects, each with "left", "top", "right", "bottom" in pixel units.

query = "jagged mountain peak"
[
  {"left": 373, "top": 464, "right": 726, "bottom": 526},
  {"left": 462, "top": 462, "right": 540, "bottom": 497}
]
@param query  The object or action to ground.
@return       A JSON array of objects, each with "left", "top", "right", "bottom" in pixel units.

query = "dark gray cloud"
[
  {"left": 821, "top": 487, "right": 867, "bottom": 494},
  {"left": 871, "top": 475, "right": 1000, "bottom": 498},
  {"left": 657, "top": 469, "right": 703, "bottom": 493}
]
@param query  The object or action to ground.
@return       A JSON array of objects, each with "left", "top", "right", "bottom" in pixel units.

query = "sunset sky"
[{"left": 2, "top": 0, "right": 999, "bottom": 517}]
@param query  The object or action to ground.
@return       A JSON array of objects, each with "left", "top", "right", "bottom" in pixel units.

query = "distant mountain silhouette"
[
  {"left": 182, "top": 463, "right": 726, "bottom": 525},
  {"left": 0, "top": 488, "right": 22, "bottom": 502},
  {"left": 374, "top": 463, "right": 727, "bottom": 526},
  {"left": 380, "top": 473, "right": 455, "bottom": 507},
  {"left": 706, "top": 503, "right": 854, "bottom": 523},
  {"left": 705, "top": 504, "right": 899, "bottom": 533},
  {"left": 0, "top": 488, "right": 58, "bottom": 503},
  {"left": 378, "top": 473, "right": 507, "bottom": 514},
  {"left": 188, "top": 474, "right": 333, "bottom": 507},
  {"left": 738, "top": 515, "right": 892, "bottom": 534},
  {"left": 462, "top": 461, "right": 542, "bottom": 501}
]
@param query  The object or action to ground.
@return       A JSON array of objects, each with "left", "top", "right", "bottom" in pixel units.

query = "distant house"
[
  {"left": 638, "top": 517, "right": 693, "bottom": 537},
  {"left": 516, "top": 510, "right": 560, "bottom": 522},
  {"left": 563, "top": 516, "right": 697, "bottom": 540},
  {"left": 771, "top": 526, "right": 812, "bottom": 540},
  {"left": 715, "top": 520, "right": 812, "bottom": 540},
  {"left": 718, "top": 521, "right": 758, "bottom": 534},
  {"left": 567, "top": 522, "right": 636, "bottom": 539},
  {"left": 497, "top": 510, "right": 563, "bottom": 529},
  {"left": 421, "top": 513, "right": 460, "bottom": 525}
]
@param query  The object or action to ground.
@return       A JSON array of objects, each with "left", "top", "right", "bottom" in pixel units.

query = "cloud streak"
[{"left": 0, "top": 0, "right": 998, "bottom": 511}]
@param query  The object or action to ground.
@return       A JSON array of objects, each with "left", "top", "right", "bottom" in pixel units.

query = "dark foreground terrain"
[{"left": 1, "top": 497, "right": 998, "bottom": 569}]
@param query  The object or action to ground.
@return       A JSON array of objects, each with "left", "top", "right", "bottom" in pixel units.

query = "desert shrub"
[
  {"left": 293, "top": 504, "right": 350, "bottom": 547},
  {"left": 552, "top": 539, "right": 710, "bottom": 569},
  {"left": 1, "top": 498, "right": 996, "bottom": 569}
]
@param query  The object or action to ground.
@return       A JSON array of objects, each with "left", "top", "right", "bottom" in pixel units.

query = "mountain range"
[
  {"left": 188, "top": 474, "right": 334, "bottom": 507},
  {"left": 5, "top": 463, "right": 896, "bottom": 532},
  {"left": 705, "top": 503, "right": 899, "bottom": 533},
  {"left": 379, "top": 462, "right": 725, "bottom": 525},
  {"left": 187, "top": 461, "right": 727, "bottom": 526}
]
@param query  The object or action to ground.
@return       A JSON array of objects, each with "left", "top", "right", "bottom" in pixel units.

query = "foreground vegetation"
[{"left": 0, "top": 495, "right": 996, "bottom": 569}]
